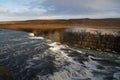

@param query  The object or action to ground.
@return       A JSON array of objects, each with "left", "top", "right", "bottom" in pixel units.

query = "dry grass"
[{"left": 0, "top": 18, "right": 120, "bottom": 30}]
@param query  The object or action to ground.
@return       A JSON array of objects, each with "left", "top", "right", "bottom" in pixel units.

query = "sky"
[{"left": 0, "top": 0, "right": 120, "bottom": 21}]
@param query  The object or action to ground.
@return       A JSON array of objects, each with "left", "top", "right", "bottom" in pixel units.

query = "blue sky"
[{"left": 0, "top": 0, "right": 120, "bottom": 21}]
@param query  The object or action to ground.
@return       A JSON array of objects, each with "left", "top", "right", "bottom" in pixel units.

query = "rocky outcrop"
[
  {"left": 0, "top": 66, "right": 14, "bottom": 80},
  {"left": 32, "top": 29, "right": 64, "bottom": 42},
  {"left": 62, "top": 28, "right": 120, "bottom": 53},
  {"left": 32, "top": 28, "right": 120, "bottom": 53}
]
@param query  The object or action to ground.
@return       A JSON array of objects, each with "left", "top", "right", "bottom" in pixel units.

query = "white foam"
[
  {"left": 48, "top": 42, "right": 65, "bottom": 52},
  {"left": 36, "top": 50, "right": 93, "bottom": 80},
  {"left": 36, "top": 42, "right": 93, "bottom": 80},
  {"left": 28, "top": 33, "right": 44, "bottom": 40},
  {"left": 29, "top": 36, "right": 44, "bottom": 40},
  {"left": 29, "top": 33, "right": 34, "bottom": 36}
]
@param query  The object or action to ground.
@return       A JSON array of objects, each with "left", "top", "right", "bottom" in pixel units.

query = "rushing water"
[{"left": 0, "top": 29, "right": 120, "bottom": 80}]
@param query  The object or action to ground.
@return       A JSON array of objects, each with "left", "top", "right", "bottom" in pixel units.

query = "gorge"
[
  {"left": 31, "top": 28, "right": 120, "bottom": 53},
  {"left": 0, "top": 29, "right": 120, "bottom": 80},
  {"left": 0, "top": 18, "right": 120, "bottom": 54}
]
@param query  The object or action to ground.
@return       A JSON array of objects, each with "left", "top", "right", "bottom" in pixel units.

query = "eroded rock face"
[
  {"left": 32, "top": 29, "right": 64, "bottom": 42},
  {"left": 32, "top": 28, "right": 120, "bottom": 53},
  {"left": 63, "top": 28, "right": 120, "bottom": 53}
]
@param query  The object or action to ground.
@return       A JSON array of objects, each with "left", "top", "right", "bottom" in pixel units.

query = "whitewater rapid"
[{"left": 0, "top": 29, "right": 120, "bottom": 80}]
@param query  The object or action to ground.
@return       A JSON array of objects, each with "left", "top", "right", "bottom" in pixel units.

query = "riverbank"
[{"left": 0, "top": 19, "right": 120, "bottom": 54}]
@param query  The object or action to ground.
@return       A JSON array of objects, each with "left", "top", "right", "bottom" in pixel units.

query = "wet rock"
[
  {"left": 113, "top": 72, "right": 120, "bottom": 80},
  {"left": 70, "top": 78, "right": 91, "bottom": 80},
  {"left": 62, "top": 29, "right": 120, "bottom": 53},
  {"left": 0, "top": 66, "right": 14, "bottom": 80},
  {"left": 67, "top": 51, "right": 89, "bottom": 63},
  {"left": 103, "top": 76, "right": 114, "bottom": 80},
  {"left": 95, "top": 59, "right": 120, "bottom": 66},
  {"left": 96, "top": 65, "right": 105, "bottom": 70}
]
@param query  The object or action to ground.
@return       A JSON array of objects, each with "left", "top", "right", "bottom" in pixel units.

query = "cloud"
[
  {"left": 35, "top": 0, "right": 120, "bottom": 15},
  {"left": 0, "top": 0, "right": 120, "bottom": 21},
  {"left": 0, "top": 1, "right": 46, "bottom": 21}
]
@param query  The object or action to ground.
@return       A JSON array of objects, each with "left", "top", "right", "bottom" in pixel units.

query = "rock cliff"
[{"left": 62, "top": 28, "right": 120, "bottom": 53}]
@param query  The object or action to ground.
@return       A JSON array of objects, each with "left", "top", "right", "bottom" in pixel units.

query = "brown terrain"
[
  {"left": 0, "top": 66, "right": 14, "bottom": 80},
  {"left": 0, "top": 18, "right": 120, "bottom": 30}
]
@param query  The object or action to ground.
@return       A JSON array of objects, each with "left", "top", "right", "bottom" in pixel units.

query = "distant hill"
[{"left": 0, "top": 18, "right": 120, "bottom": 30}]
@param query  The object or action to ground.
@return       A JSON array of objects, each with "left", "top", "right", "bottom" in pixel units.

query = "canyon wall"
[{"left": 62, "top": 28, "right": 120, "bottom": 53}]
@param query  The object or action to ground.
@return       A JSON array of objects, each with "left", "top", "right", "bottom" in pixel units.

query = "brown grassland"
[{"left": 0, "top": 18, "right": 120, "bottom": 30}]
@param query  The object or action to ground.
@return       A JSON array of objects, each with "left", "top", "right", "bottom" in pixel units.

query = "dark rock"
[
  {"left": 103, "top": 76, "right": 114, "bottom": 80},
  {"left": 0, "top": 66, "right": 14, "bottom": 80},
  {"left": 62, "top": 30, "right": 120, "bottom": 53}
]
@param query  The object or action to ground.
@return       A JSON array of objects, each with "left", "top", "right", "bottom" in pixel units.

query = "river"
[{"left": 0, "top": 29, "right": 120, "bottom": 80}]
